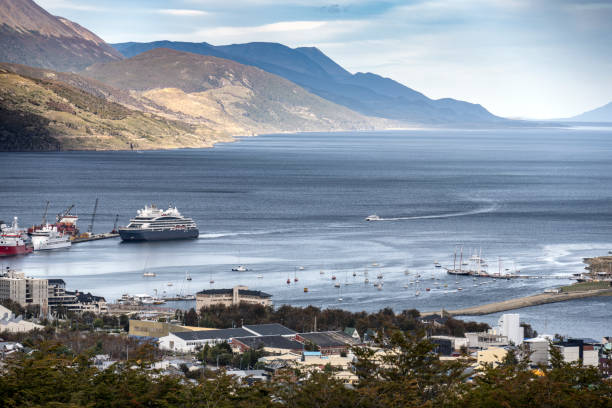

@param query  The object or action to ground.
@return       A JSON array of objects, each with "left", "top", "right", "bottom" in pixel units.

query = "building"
[
  {"left": 47, "top": 279, "right": 107, "bottom": 314},
  {"left": 524, "top": 337, "right": 551, "bottom": 366},
  {"left": 477, "top": 347, "right": 509, "bottom": 368},
  {"left": 158, "top": 328, "right": 252, "bottom": 353},
  {"left": 555, "top": 339, "right": 599, "bottom": 367},
  {"left": 195, "top": 286, "right": 272, "bottom": 310},
  {"left": 232, "top": 335, "right": 304, "bottom": 354},
  {"left": 0, "top": 269, "right": 48, "bottom": 315},
  {"left": 465, "top": 332, "right": 509, "bottom": 350},
  {"left": 295, "top": 331, "right": 361, "bottom": 355},
  {"left": 129, "top": 320, "right": 214, "bottom": 338},
  {"left": 0, "top": 304, "right": 43, "bottom": 333},
  {"left": 493, "top": 314, "right": 524, "bottom": 345},
  {"left": 430, "top": 335, "right": 469, "bottom": 352},
  {"left": 344, "top": 327, "right": 361, "bottom": 342}
]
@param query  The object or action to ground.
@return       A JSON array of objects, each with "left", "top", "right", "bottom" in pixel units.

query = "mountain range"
[
  {"left": 0, "top": 0, "right": 524, "bottom": 151},
  {"left": 113, "top": 41, "right": 503, "bottom": 125},
  {"left": 80, "top": 48, "right": 383, "bottom": 136},
  {"left": 566, "top": 101, "right": 612, "bottom": 122}
]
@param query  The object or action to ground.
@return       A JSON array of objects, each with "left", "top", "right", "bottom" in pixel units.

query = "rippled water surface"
[{"left": 1, "top": 128, "right": 611, "bottom": 338}]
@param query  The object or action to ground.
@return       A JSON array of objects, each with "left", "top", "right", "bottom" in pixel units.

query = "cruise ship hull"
[{"left": 119, "top": 228, "right": 199, "bottom": 241}]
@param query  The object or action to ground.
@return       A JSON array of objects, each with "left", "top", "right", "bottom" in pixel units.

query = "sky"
[{"left": 37, "top": 0, "right": 612, "bottom": 119}]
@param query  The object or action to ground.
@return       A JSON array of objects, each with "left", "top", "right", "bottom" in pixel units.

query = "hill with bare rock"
[
  {"left": 0, "top": 0, "right": 123, "bottom": 72},
  {"left": 0, "top": 66, "right": 230, "bottom": 151},
  {"left": 81, "top": 48, "right": 386, "bottom": 136}
]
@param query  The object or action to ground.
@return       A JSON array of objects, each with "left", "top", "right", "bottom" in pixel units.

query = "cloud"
[
  {"left": 157, "top": 9, "right": 209, "bottom": 16},
  {"left": 37, "top": 0, "right": 108, "bottom": 12},
  {"left": 190, "top": 19, "right": 364, "bottom": 43}
]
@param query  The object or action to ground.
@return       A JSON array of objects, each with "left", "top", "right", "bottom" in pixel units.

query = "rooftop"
[
  {"left": 233, "top": 335, "right": 303, "bottom": 350},
  {"left": 244, "top": 323, "right": 296, "bottom": 336},
  {"left": 170, "top": 328, "right": 252, "bottom": 341},
  {"left": 298, "top": 331, "right": 361, "bottom": 347}
]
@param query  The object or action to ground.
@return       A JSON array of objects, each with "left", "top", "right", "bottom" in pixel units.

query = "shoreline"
[{"left": 423, "top": 286, "right": 612, "bottom": 317}]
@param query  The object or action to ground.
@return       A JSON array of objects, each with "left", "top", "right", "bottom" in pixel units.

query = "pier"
[
  {"left": 71, "top": 233, "right": 119, "bottom": 244},
  {"left": 422, "top": 284, "right": 612, "bottom": 317}
]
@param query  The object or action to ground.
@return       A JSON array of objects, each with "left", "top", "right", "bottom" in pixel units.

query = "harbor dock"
[{"left": 71, "top": 233, "right": 119, "bottom": 244}]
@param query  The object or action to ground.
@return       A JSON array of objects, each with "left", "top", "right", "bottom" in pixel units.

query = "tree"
[{"left": 184, "top": 308, "right": 198, "bottom": 326}]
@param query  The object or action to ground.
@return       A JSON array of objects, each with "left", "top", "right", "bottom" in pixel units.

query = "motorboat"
[
  {"left": 232, "top": 265, "right": 248, "bottom": 272},
  {"left": 365, "top": 214, "right": 381, "bottom": 221}
]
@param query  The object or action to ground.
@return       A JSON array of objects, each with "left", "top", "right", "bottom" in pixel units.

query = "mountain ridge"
[
  {"left": 566, "top": 101, "right": 612, "bottom": 123},
  {"left": 81, "top": 48, "right": 386, "bottom": 136},
  {"left": 113, "top": 40, "right": 504, "bottom": 124},
  {"left": 0, "top": 0, "right": 123, "bottom": 72}
]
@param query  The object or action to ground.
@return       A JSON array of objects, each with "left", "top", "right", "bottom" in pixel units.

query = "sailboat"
[
  {"left": 142, "top": 258, "right": 155, "bottom": 277},
  {"left": 294, "top": 268, "right": 299, "bottom": 282},
  {"left": 209, "top": 271, "right": 214, "bottom": 284},
  {"left": 186, "top": 272, "right": 192, "bottom": 281}
]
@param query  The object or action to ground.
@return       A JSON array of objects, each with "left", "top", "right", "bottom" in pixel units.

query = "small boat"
[
  {"left": 232, "top": 265, "right": 248, "bottom": 272},
  {"left": 457, "top": 287, "right": 463, "bottom": 291},
  {"left": 334, "top": 282, "right": 341, "bottom": 288},
  {"left": 303, "top": 287, "right": 308, "bottom": 293},
  {"left": 143, "top": 271, "right": 156, "bottom": 277},
  {"left": 352, "top": 271, "right": 356, "bottom": 277},
  {"left": 167, "top": 282, "right": 173, "bottom": 286},
  {"left": 415, "top": 291, "right": 420, "bottom": 296},
  {"left": 256, "top": 274, "right": 263, "bottom": 279},
  {"left": 377, "top": 273, "right": 383, "bottom": 279},
  {"left": 338, "top": 297, "right": 343, "bottom": 301},
  {"left": 364, "top": 278, "right": 370, "bottom": 284},
  {"left": 403, "top": 284, "right": 409, "bottom": 288},
  {"left": 426, "top": 288, "right": 431, "bottom": 292},
  {"left": 286, "top": 278, "right": 291, "bottom": 285},
  {"left": 365, "top": 214, "right": 381, "bottom": 221},
  {"left": 186, "top": 273, "right": 192, "bottom": 281},
  {"left": 376, "top": 283, "right": 383, "bottom": 290},
  {"left": 298, "top": 266, "right": 305, "bottom": 270},
  {"left": 372, "top": 263, "right": 379, "bottom": 267},
  {"left": 320, "top": 270, "right": 325, "bottom": 275},
  {"left": 331, "top": 275, "right": 337, "bottom": 280}
]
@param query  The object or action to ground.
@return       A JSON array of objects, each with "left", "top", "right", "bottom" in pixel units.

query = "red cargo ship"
[{"left": 0, "top": 217, "right": 33, "bottom": 257}]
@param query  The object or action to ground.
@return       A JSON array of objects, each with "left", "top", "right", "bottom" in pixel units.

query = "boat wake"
[
  {"left": 371, "top": 201, "right": 498, "bottom": 221},
  {"left": 198, "top": 228, "right": 294, "bottom": 239}
]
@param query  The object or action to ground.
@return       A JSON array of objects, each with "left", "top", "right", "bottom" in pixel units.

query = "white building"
[
  {"left": 0, "top": 304, "right": 43, "bottom": 333},
  {"left": 159, "top": 328, "right": 253, "bottom": 353},
  {"left": 494, "top": 314, "right": 524, "bottom": 345}
]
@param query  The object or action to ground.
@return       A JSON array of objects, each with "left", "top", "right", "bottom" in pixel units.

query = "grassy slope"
[
  {"left": 81, "top": 48, "right": 387, "bottom": 135},
  {"left": 0, "top": 70, "right": 231, "bottom": 151}
]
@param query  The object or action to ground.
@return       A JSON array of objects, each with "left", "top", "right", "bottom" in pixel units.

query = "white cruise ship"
[{"left": 119, "top": 205, "right": 199, "bottom": 241}]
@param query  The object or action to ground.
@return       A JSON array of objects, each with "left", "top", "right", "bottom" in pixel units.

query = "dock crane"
[
  {"left": 88, "top": 198, "right": 98, "bottom": 235},
  {"left": 57, "top": 204, "right": 75, "bottom": 222},
  {"left": 111, "top": 214, "right": 119, "bottom": 234},
  {"left": 41, "top": 201, "right": 50, "bottom": 225}
]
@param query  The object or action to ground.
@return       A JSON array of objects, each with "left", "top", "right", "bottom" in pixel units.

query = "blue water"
[{"left": 1, "top": 128, "right": 611, "bottom": 338}]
